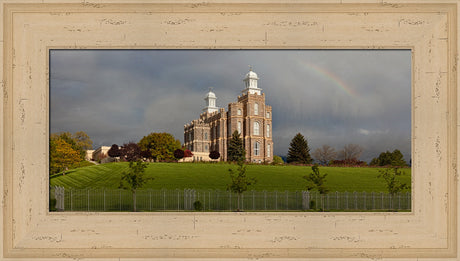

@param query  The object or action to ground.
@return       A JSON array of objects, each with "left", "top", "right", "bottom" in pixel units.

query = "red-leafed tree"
[
  {"left": 108, "top": 144, "right": 122, "bottom": 158},
  {"left": 184, "top": 149, "right": 193, "bottom": 158},
  {"left": 174, "top": 149, "right": 185, "bottom": 160},
  {"left": 122, "top": 142, "right": 142, "bottom": 162}
]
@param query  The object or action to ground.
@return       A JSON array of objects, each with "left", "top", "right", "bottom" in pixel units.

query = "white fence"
[{"left": 51, "top": 187, "right": 411, "bottom": 212}]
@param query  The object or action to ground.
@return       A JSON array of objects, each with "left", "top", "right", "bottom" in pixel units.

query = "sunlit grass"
[{"left": 50, "top": 162, "right": 411, "bottom": 193}]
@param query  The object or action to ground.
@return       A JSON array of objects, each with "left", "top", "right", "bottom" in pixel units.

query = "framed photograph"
[{"left": 1, "top": 1, "right": 458, "bottom": 259}]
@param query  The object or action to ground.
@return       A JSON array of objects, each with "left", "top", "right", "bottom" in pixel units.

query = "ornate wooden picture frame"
[{"left": 1, "top": 1, "right": 458, "bottom": 259}]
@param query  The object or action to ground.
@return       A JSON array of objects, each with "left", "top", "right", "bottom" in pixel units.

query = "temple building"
[{"left": 184, "top": 69, "right": 273, "bottom": 163}]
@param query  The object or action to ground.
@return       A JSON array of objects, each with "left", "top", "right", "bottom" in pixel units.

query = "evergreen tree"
[
  {"left": 227, "top": 130, "right": 245, "bottom": 162},
  {"left": 286, "top": 133, "right": 312, "bottom": 164}
]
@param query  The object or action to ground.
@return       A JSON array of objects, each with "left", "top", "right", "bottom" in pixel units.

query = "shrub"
[
  {"left": 209, "top": 150, "right": 220, "bottom": 160},
  {"left": 272, "top": 155, "right": 284, "bottom": 165},
  {"left": 330, "top": 158, "right": 367, "bottom": 167},
  {"left": 193, "top": 200, "right": 203, "bottom": 211}
]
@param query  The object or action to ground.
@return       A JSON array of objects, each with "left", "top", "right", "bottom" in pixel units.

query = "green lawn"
[{"left": 49, "top": 162, "right": 411, "bottom": 193}]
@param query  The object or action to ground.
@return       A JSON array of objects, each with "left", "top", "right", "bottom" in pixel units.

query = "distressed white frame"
[{"left": 1, "top": 1, "right": 458, "bottom": 260}]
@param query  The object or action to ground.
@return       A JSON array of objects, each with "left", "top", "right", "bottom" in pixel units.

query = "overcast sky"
[{"left": 50, "top": 50, "right": 411, "bottom": 163}]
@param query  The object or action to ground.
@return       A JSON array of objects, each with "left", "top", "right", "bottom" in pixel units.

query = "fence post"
[
  {"left": 264, "top": 191, "right": 267, "bottom": 210},
  {"left": 104, "top": 190, "right": 106, "bottom": 211},
  {"left": 372, "top": 192, "right": 375, "bottom": 210},
  {"left": 229, "top": 191, "right": 232, "bottom": 211},
  {"left": 408, "top": 192, "right": 411, "bottom": 209},
  {"left": 285, "top": 191, "right": 289, "bottom": 210},
  {"left": 381, "top": 192, "right": 384, "bottom": 209},
  {"left": 87, "top": 189, "right": 89, "bottom": 212},
  {"left": 275, "top": 191, "right": 278, "bottom": 211},
  {"left": 120, "top": 190, "right": 122, "bottom": 211},
  {"left": 252, "top": 190, "right": 255, "bottom": 210},
  {"left": 70, "top": 188, "right": 73, "bottom": 211},
  {"left": 363, "top": 191, "right": 366, "bottom": 210},
  {"left": 184, "top": 189, "right": 187, "bottom": 210},
  {"left": 353, "top": 191, "right": 357, "bottom": 209},
  {"left": 345, "top": 192, "right": 349, "bottom": 210},
  {"left": 302, "top": 191, "right": 310, "bottom": 210},
  {"left": 177, "top": 189, "right": 180, "bottom": 211},
  {"left": 389, "top": 193, "right": 393, "bottom": 210},
  {"left": 149, "top": 190, "right": 152, "bottom": 211},
  {"left": 336, "top": 191, "right": 339, "bottom": 209}
]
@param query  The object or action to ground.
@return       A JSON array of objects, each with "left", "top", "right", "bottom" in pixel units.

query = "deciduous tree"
[
  {"left": 337, "top": 144, "right": 363, "bottom": 161},
  {"left": 227, "top": 160, "right": 256, "bottom": 211},
  {"left": 286, "top": 133, "right": 312, "bottom": 164},
  {"left": 73, "top": 131, "right": 93, "bottom": 151},
  {"left": 312, "top": 145, "right": 336, "bottom": 165},
  {"left": 370, "top": 149, "right": 407, "bottom": 167},
  {"left": 108, "top": 144, "right": 122, "bottom": 158},
  {"left": 138, "top": 133, "right": 181, "bottom": 162},
  {"left": 51, "top": 132, "right": 86, "bottom": 160},
  {"left": 272, "top": 155, "right": 284, "bottom": 165},
  {"left": 121, "top": 142, "right": 142, "bottom": 162},
  {"left": 378, "top": 167, "right": 409, "bottom": 196},
  {"left": 119, "top": 159, "right": 151, "bottom": 212},
  {"left": 50, "top": 138, "right": 82, "bottom": 175},
  {"left": 303, "top": 164, "right": 329, "bottom": 194},
  {"left": 184, "top": 149, "right": 193, "bottom": 158},
  {"left": 174, "top": 149, "right": 185, "bottom": 160}
]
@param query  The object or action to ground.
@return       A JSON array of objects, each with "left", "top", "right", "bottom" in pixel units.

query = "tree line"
[
  {"left": 49, "top": 130, "right": 410, "bottom": 211},
  {"left": 285, "top": 132, "right": 408, "bottom": 167}
]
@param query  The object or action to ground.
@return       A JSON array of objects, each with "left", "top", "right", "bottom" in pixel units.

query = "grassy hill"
[{"left": 49, "top": 162, "right": 411, "bottom": 192}]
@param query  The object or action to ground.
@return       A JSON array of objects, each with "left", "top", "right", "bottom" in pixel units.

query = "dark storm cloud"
[{"left": 50, "top": 50, "right": 411, "bottom": 162}]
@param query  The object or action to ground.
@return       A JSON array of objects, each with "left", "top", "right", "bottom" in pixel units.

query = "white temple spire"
[
  {"left": 203, "top": 87, "right": 218, "bottom": 113},
  {"left": 242, "top": 67, "right": 262, "bottom": 95}
]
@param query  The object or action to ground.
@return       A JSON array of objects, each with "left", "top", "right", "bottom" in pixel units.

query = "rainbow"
[{"left": 298, "top": 61, "right": 357, "bottom": 97}]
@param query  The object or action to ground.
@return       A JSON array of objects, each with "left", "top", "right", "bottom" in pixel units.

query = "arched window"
[
  {"left": 254, "top": 142, "right": 260, "bottom": 156},
  {"left": 204, "top": 132, "right": 208, "bottom": 140},
  {"left": 267, "top": 144, "right": 271, "bottom": 156},
  {"left": 266, "top": 111, "right": 270, "bottom": 118},
  {"left": 237, "top": 121, "right": 242, "bottom": 134},
  {"left": 266, "top": 124, "right": 270, "bottom": 137},
  {"left": 237, "top": 109, "right": 242, "bottom": 116},
  {"left": 253, "top": 122, "right": 259, "bottom": 135},
  {"left": 205, "top": 145, "right": 208, "bottom": 151},
  {"left": 254, "top": 103, "right": 259, "bottom": 115}
]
